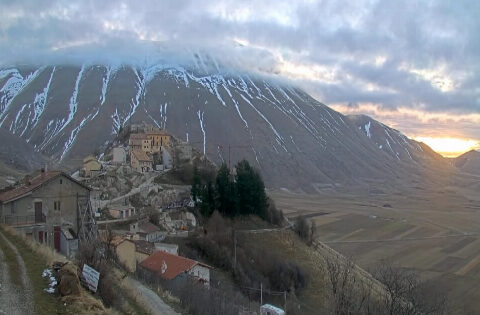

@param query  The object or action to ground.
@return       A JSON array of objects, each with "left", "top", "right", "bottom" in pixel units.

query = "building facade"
[
  {"left": 130, "top": 220, "right": 164, "bottom": 242},
  {"left": 108, "top": 205, "right": 136, "bottom": 219},
  {"left": 139, "top": 251, "right": 211, "bottom": 286},
  {"left": 82, "top": 155, "right": 102, "bottom": 177},
  {"left": 0, "top": 171, "right": 90, "bottom": 253},
  {"left": 130, "top": 150, "right": 153, "bottom": 173},
  {"left": 129, "top": 134, "right": 151, "bottom": 152},
  {"left": 112, "top": 238, "right": 136, "bottom": 272},
  {"left": 146, "top": 130, "right": 171, "bottom": 152}
]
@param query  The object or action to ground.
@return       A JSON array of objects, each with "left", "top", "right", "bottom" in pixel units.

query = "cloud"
[{"left": 0, "top": 0, "right": 479, "bottom": 142}]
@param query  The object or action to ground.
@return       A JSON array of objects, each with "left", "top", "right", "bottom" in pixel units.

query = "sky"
[{"left": 1, "top": 0, "right": 479, "bottom": 157}]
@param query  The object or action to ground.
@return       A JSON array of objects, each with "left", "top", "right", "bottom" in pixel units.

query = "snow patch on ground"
[{"left": 41, "top": 269, "right": 57, "bottom": 294}]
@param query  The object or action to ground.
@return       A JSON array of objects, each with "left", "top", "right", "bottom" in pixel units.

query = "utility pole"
[
  {"left": 220, "top": 143, "right": 250, "bottom": 171},
  {"left": 284, "top": 291, "right": 287, "bottom": 314},
  {"left": 260, "top": 282, "right": 263, "bottom": 305},
  {"left": 233, "top": 229, "right": 237, "bottom": 272}
]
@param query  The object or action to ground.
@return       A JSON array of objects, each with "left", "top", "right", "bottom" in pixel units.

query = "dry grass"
[
  {"left": 2, "top": 224, "right": 66, "bottom": 265},
  {"left": 244, "top": 230, "right": 330, "bottom": 313},
  {"left": 0, "top": 224, "right": 108, "bottom": 315}
]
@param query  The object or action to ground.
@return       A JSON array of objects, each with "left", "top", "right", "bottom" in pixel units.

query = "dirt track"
[{"left": 0, "top": 231, "right": 34, "bottom": 315}]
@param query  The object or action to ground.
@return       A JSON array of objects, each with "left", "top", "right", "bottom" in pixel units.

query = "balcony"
[{"left": 4, "top": 214, "right": 45, "bottom": 226}]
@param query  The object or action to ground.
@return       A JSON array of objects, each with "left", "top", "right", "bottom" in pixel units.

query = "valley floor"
[{"left": 270, "top": 179, "right": 480, "bottom": 314}]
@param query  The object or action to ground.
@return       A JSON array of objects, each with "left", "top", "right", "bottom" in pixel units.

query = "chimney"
[
  {"left": 24, "top": 175, "right": 31, "bottom": 186},
  {"left": 40, "top": 168, "right": 45, "bottom": 178}
]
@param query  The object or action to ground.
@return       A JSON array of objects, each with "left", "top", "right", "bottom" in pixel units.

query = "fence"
[{"left": 4, "top": 215, "right": 38, "bottom": 226}]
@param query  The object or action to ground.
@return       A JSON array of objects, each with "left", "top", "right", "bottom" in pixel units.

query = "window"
[
  {"left": 54, "top": 201, "right": 61, "bottom": 211},
  {"left": 60, "top": 179, "right": 63, "bottom": 184},
  {"left": 10, "top": 202, "right": 15, "bottom": 214}
]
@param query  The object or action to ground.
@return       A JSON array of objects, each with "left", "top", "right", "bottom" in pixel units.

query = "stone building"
[
  {"left": 111, "top": 237, "right": 136, "bottom": 272},
  {"left": 146, "top": 130, "right": 171, "bottom": 152},
  {"left": 108, "top": 205, "right": 136, "bottom": 219},
  {"left": 130, "top": 220, "right": 164, "bottom": 242},
  {"left": 82, "top": 155, "right": 102, "bottom": 177},
  {"left": 0, "top": 170, "right": 91, "bottom": 254},
  {"left": 129, "top": 133, "right": 151, "bottom": 152},
  {"left": 130, "top": 150, "right": 152, "bottom": 173}
]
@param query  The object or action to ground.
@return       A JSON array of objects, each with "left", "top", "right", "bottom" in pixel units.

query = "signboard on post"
[{"left": 82, "top": 264, "right": 100, "bottom": 292}]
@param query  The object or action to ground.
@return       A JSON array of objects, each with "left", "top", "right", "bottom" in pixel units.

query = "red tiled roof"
[
  {"left": 0, "top": 171, "right": 89, "bottom": 203},
  {"left": 140, "top": 251, "right": 198, "bottom": 280}
]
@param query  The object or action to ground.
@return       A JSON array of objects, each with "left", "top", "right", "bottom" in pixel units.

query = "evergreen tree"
[
  {"left": 191, "top": 166, "right": 201, "bottom": 206},
  {"left": 200, "top": 180, "right": 216, "bottom": 218},
  {"left": 234, "top": 160, "right": 268, "bottom": 218},
  {"left": 215, "top": 164, "right": 235, "bottom": 216}
]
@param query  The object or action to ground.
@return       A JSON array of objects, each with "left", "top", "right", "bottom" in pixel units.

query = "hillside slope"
[
  {"left": 0, "top": 127, "right": 46, "bottom": 171},
  {"left": 0, "top": 63, "right": 452, "bottom": 190},
  {"left": 453, "top": 150, "right": 480, "bottom": 175}
]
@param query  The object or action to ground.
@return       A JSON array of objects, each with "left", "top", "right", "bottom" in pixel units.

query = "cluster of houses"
[
  {"left": 0, "top": 168, "right": 211, "bottom": 286},
  {"left": 80, "top": 125, "right": 194, "bottom": 178},
  {"left": 109, "top": 224, "right": 212, "bottom": 286}
]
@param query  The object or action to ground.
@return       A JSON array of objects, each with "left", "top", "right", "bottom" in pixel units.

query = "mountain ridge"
[{"left": 0, "top": 63, "right": 455, "bottom": 190}]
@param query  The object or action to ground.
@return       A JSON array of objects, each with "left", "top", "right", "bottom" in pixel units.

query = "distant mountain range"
[
  {"left": 452, "top": 150, "right": 480, "bottom": 175},
  {"left": 0, "top": 60, "right": 472, "bottom": 190}
]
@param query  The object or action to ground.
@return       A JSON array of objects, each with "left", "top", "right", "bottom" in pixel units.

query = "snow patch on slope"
[
  {"left": 0, "top": 68, "right": 44, "bottom": 126},
  {"left": 28, "top": 67, "right": 56, "bottom": 133},
  {"left": 197, "top": 110, "right": 206, "bottom": 154},
  {"left": 364, "top": 121, "right": 371, "bottom": 138}
]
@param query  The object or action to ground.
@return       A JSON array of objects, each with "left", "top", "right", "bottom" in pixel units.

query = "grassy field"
[{"left": 270, "top": 179, "right": 480, "bottom": 314}]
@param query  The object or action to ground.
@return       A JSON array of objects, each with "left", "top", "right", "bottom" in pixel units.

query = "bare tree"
[
  {"left": 374, "top": 261, "right": 447, "bottom": 315},
  {"left": 324, "top": 255, "right": 377, "bottom": 314},
  {"left": 323, "top": 256, "right": 448, "bottom": 315}
]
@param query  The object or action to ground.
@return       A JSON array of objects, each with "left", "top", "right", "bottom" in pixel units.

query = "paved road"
[
  {"left": 124, "top": 277, "right": 180, "bottom": 315},
  {"left": 0, "top": 231, "right": 34, "bottom": 315}
]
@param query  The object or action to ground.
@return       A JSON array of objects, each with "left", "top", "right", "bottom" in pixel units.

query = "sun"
[{"left": 414, "top": 136, "right": 479, "bottom": 157}]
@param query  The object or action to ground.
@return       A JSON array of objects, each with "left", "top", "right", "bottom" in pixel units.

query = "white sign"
[{"left": 82, "top": 264, "right": 100, "bottom": 292}]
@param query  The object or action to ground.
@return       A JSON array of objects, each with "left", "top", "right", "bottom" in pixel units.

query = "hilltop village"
[{"left": 77, "top": 123, "right": 201, "bottom": 252}]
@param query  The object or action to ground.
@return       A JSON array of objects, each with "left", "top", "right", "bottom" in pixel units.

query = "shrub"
[
  {"left": 294, "top": 216, "right": 314, "bottom": 245},
  {"left": 185, "top": 214, "right": 309, "bottom": 296},
  {"left": 76, "top": 240, "right": 116, "bottom": 307},
  {"left": 265, "top": 199, "right": 285, "bottom": 226}
]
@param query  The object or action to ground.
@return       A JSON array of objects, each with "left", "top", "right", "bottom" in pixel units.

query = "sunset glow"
[{"left": 414, "top": 137, "right": 479, "bottom": 157}]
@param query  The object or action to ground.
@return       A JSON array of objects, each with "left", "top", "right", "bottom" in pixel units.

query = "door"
[
  {"left": 38, "top": 231, "right": 43, "bottom": 243},
  {"left": 54, "top": 226, "right": 61, "bottom": 251},
  {"left": 34, "top": 202, "right": 43, "bottom": 223}
]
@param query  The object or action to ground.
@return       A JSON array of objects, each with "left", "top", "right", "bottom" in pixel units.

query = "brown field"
[{"left": 269, "top": 178, "right": 480, "bottom": 314}]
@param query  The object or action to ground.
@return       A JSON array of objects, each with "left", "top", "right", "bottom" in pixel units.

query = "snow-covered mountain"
[
  {"left": 0, "top": 62, "right": 452, "bottom": 190},
  {"left": 347, "top": 114, "right": 445, "bottom": 164}
]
